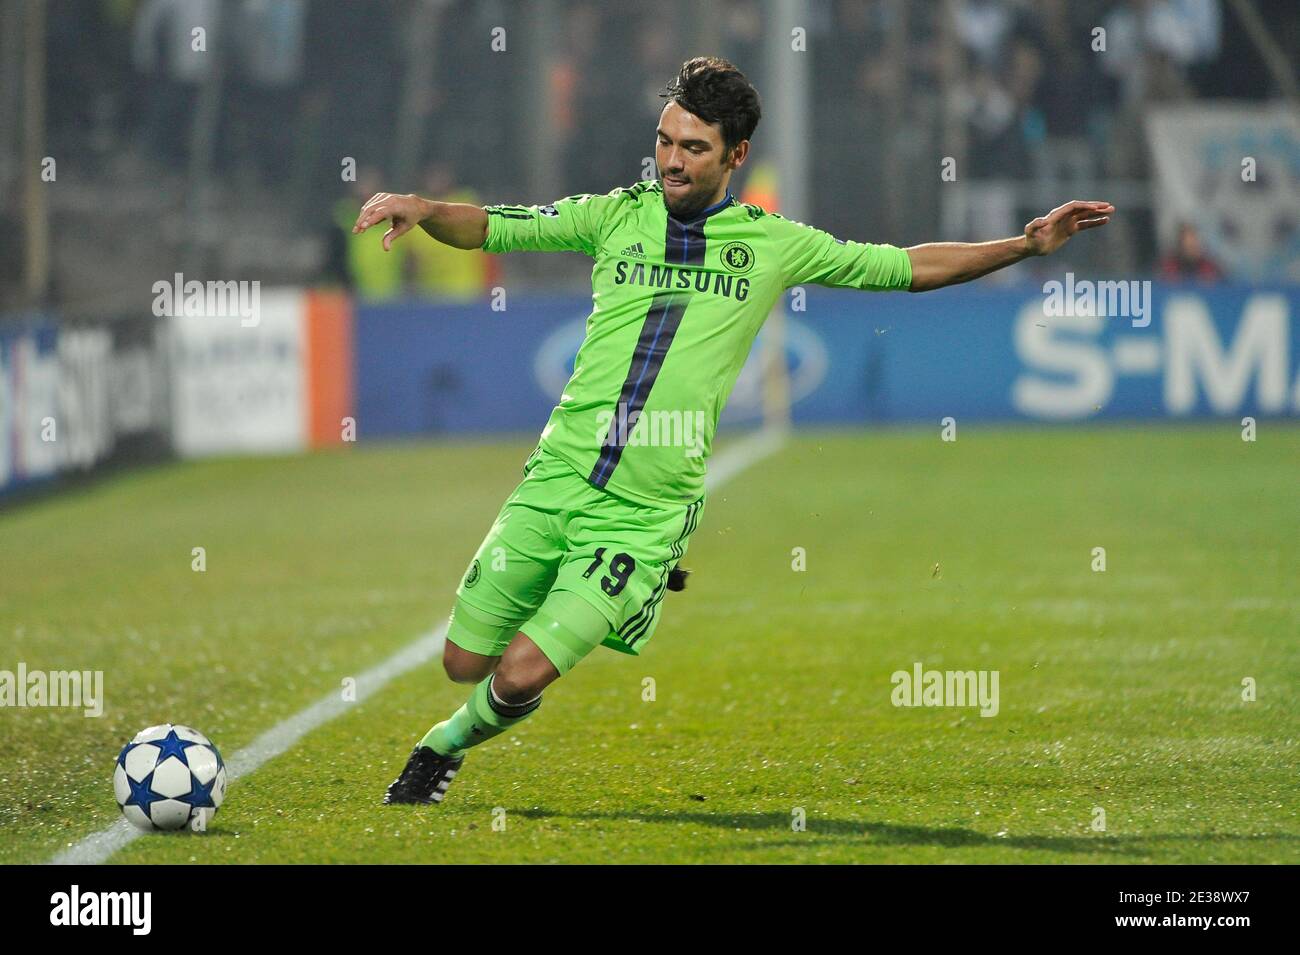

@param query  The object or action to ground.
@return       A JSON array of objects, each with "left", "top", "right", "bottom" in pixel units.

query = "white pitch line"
[
  {"left": 49, "top": 426, "right": 787, "bottom": 865},
  {"left": 705, "top": 424, "right": 788, "bottom": 488}
]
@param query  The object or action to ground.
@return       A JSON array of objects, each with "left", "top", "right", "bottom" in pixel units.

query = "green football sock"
[{"left": 420, "top": 673, "right": 541, "bottom": 757}]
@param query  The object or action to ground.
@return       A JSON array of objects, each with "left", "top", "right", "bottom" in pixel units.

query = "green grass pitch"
[{"left": 1, "top": 426, "right": 1296, "bottom": 864}]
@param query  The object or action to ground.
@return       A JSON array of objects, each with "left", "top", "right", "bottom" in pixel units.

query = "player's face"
[{"left": 656, "top": 102, "right": 742, "bottom": 219}]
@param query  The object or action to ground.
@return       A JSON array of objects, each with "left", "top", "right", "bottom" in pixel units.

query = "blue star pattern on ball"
[
  {"left": 123, "top": 766, "right": 164, "bottom": 815},
  {"left": 179, "top": 774, "right": 219, "bottom": 809},
  {"left": 152, "top": 729, "right": 198, "bottom": 766}
]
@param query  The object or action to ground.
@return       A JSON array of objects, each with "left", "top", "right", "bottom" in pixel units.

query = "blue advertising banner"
[
  {"left": 355, "top": 297, "right": 591, "bottom": 436},
  {"left": 1, "top": 317, "right": 138, "bottom": 498},
  {"left": 0, "top": 320, "right": 61, "bottom": 494},
  {"left": 354, "top": 284, "right": 1300, "bottom": 437}
]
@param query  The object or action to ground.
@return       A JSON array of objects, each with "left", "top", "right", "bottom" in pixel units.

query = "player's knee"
[
  {"left": 441, "top": 658, "right": 481, "bottom": 684},
  {"left": 494, "top": 634, "right": 559, "bottom": 703},
  {"left": 442, "top": 642, "right": 496, "bottom": 684},
  {"left": 491, "top": 668, "right": 548, "bottom": 704}
]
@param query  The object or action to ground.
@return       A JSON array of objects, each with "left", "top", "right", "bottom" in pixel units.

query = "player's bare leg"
[
  {"left": 441, "top": 641, "right": 499, "bottom": 684},
  {"left": 384, "top": 633, "right": 564, "bottom": 805},
  {"left": 385, "top": 594, "right": 610, "bottom": 805},
  {"left": 492, "top": 633, "right": 562, "bottom": 703}
]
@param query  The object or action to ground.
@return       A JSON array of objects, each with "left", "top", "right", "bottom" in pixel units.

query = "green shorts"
[{"left": 446, "top": 444, "right": 705, "bottom": 674}]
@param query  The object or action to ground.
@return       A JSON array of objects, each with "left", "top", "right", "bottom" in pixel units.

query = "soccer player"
[{"left": 354, "top": 56, "right": 1113, "bottom": 804}]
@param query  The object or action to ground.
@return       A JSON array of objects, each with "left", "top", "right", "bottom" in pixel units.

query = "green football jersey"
[{"left": 480, "top": 179, "right": 912, "bottom": 507}]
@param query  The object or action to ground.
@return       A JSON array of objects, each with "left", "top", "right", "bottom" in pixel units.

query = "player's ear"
[{"left": 728, "top": 140, "right": 750, "bottom": 171}]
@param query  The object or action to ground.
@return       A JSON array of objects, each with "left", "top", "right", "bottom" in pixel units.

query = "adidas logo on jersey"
[{"left": 620, "top": 241, "right": 647, "bottom": 259}]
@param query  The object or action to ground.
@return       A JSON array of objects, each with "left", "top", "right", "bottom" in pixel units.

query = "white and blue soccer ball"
[{"left": 113, "top": 724, "right": 227, "bottom": 831}]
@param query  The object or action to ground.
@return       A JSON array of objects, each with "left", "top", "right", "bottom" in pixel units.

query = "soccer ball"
[{"left": 113, "top": 723, "right": 227, "bottom": 831}]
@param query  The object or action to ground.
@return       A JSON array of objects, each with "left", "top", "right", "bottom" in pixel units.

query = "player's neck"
[
  {"left": 700, "top": 185, "right": 732, "bottom": 211},
  {"left": 669, "top": 184, "right": 734, "bottom": 222}
]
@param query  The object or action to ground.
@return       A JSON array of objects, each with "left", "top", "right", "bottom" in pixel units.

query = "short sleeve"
[
  {"left": 768, "top": 213, "right": 912, "bottom": 291},
  {"left": 481, "top": 191, "right": 620, "bottom": 257}
]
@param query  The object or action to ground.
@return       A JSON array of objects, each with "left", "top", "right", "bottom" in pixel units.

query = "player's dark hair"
[{"left": 659, "top": 56, "right": 762, "bottom": 157}]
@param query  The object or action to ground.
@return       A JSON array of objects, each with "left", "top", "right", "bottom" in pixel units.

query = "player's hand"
[
  {"left": 1023, "top": 200, "right": 1114, "bottom": 256},
  {"left": 352, "top": 192, "right": 430, "bottom": 252}
]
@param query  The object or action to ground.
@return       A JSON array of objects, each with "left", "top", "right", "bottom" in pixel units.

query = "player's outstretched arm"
[
  {"left": 352, "top": 192, "right": 488, "bottom": 251},
  {"left": 904, "top": 200, "right": 1114, "bottom": 292}
]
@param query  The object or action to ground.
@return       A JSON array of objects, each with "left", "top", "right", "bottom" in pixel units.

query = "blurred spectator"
[
  {"left": 234, "top": 0, "right": 304, "bottom": 88},
  {"left": 564, "top": 9, "right": 679, "bottom": 191},
  {"left": 405, "top": 162, "right": 497, "bottom": 301},
  {"left": 225, "top": 0, "right": 306, "bottom": 182},
  {"left": 953, "top": 0, "right": 1021, "bottom": 68},
  {"left": 1102, "top": 0, "right": 1222, "bottom": 106},
  {"left": 1034, "top": 0, "right": 1118, "bottom": 139},
  {"left": 333, "top": 167, "right": 407, "bottom": 300},
  {"left": 132, "top": 0, "right": 221, "bottom": 163},
  {"left": 959, "top": 45, "right": 1039, "bottom": 178},
  {"left": 1159, "top": 223, "right": 1223, "bottom": 282}
]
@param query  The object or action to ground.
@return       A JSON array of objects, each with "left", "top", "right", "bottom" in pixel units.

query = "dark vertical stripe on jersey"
[
  {"left": 588, "top": 203, "right": 716, "bottom": 488},
  {"left": 665, "top": 215, "right": 709, "bottom": 266},
  {"left": 588, "top": 292, "right": 687, "bottom": 487}
]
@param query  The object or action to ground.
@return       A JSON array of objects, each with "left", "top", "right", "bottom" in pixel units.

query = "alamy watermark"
[
  {"left": 891, "top": 662, "right": 999, "bottom": 717},
  {"left": 0, "top": 663, "right": 103, "bottom": 717},
  {"left": 1043, "top": 272, "right": 1151, "bottom": 328},
  {"left": 50, "top": 885, "right": 150, "bottom": 935},
  {"left": 152, "top": 272, "right": 261, "bottom": 327},
  {"left": 596, "top": 402, "right": 707, "bottom": 458}
]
